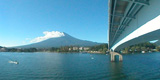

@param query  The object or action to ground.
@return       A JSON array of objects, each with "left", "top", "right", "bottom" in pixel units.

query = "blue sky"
[{"left": 0, "top": 0, "right": 108, "bottom": 47}]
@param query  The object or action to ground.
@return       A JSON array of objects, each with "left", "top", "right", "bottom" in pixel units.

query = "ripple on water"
[{"left": 0, "top": 52, "right": 160, "bottom": 80}]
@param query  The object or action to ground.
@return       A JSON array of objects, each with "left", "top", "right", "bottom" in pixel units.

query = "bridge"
[{"left": 108, "top": 0, "right": 160, "bottom": 61}]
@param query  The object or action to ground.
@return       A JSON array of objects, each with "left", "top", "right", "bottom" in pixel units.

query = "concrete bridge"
[{"left": 108, "top": 0, "right": 160, "bottom": 61}]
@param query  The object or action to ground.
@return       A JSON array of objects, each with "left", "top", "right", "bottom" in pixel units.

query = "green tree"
[{"left": 156, "top": 46, "right": 160, "bottom": 51}]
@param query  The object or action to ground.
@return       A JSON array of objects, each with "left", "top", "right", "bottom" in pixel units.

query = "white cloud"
[
  {"left": 25, "top": 38, "right": 31, "bottom": 40},
  {"left": 30, "top": 31, "right": 65, "bottom": 43}
]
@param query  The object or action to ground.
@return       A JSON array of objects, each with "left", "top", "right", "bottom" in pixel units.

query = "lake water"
[{"left": 0, "top": 52, "right": 160, "bottom": 80}]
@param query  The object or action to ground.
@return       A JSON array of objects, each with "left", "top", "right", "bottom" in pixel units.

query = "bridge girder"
[{"left": 109, "top": 0, "right": 150, "bottom": 50}]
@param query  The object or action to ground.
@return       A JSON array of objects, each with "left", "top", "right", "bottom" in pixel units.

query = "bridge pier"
[{"left": 110, "top": 51, "right": 123, "bottom": 62}]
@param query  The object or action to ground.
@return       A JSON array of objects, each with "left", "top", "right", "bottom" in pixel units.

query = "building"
[
  {"left": 79, "top": 47, "right": 83, "bottom": 51},
  {"left": 0, "top": 48, "right": 7, "bottom": 52},
  {"left": 84, "top": 47, "right": 89, "bottom": 51},
  {"left": 73, "top": 47, "right": 78, "bottom": 50}
]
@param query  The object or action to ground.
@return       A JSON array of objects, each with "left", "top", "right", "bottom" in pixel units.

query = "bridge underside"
[
  {"left": 108, "top": 0, "right": 150, "bottom": 50},
  {"left": 113, "top": 15, "right": 160, "bottom": 51},
  {"left": 115, "top": 29, "right": 160, "bottom": 51},
  {"left": 109, "top": 0, "right": 160, "bottom": 51}
]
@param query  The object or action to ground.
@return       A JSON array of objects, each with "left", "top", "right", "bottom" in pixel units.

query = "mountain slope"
[{"left": 15, "top": 33, "right": 102, "bottom": 48}]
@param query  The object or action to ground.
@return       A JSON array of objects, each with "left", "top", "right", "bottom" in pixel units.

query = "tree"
[{"left": 156, "top": 46, "right": 160, "bottom": 51}]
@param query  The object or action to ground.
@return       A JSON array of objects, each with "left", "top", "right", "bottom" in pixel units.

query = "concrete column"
[
  {"left": 111, "top": 52, "right": 115, "bottom": 62},
  {"left": 119, "top": 54, "right": 123, "bottom": 61},
  {"left": 110, "top": 51, "right": 123, "bottom": 62}
]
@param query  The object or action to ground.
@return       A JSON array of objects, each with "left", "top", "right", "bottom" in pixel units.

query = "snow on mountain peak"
[{"left": 30, "top": 31, "right": 65, "bottom": 43}]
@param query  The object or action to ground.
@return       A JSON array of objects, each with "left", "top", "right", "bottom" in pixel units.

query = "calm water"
[{"left": 0, "top": 52, "right": 160, "bottom": 80}]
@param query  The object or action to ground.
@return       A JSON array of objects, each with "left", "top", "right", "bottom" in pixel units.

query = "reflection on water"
[
  {"left": 0, "top": 52, "right": 160, "bottom": 80},
  {"left": 110, "top": 62, "right": 124, "bottom": 80}
]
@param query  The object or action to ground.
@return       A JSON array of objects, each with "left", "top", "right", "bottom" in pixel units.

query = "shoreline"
[{"left": 0, "top": 51, "right": 106, "bottom": 54}]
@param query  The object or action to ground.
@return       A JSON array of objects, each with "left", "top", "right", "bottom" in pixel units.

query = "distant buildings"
[
  {"left": 68, "top": 46, "right": 90, "bottom": 51},
  {"left": 73, "top": 47, "right": 79, "bottom": 51},
  {"left": 84, "top": 47, "right": 89, "bottom": 51},
  {"left": 69, "top": 48, "right": 72, "bottom": 51},
  {"left": 79, "top": 47, "right": 83, "bottom": 51},
  {"left": 0, "top": 48, "right": 7, "bottom": 52}
]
